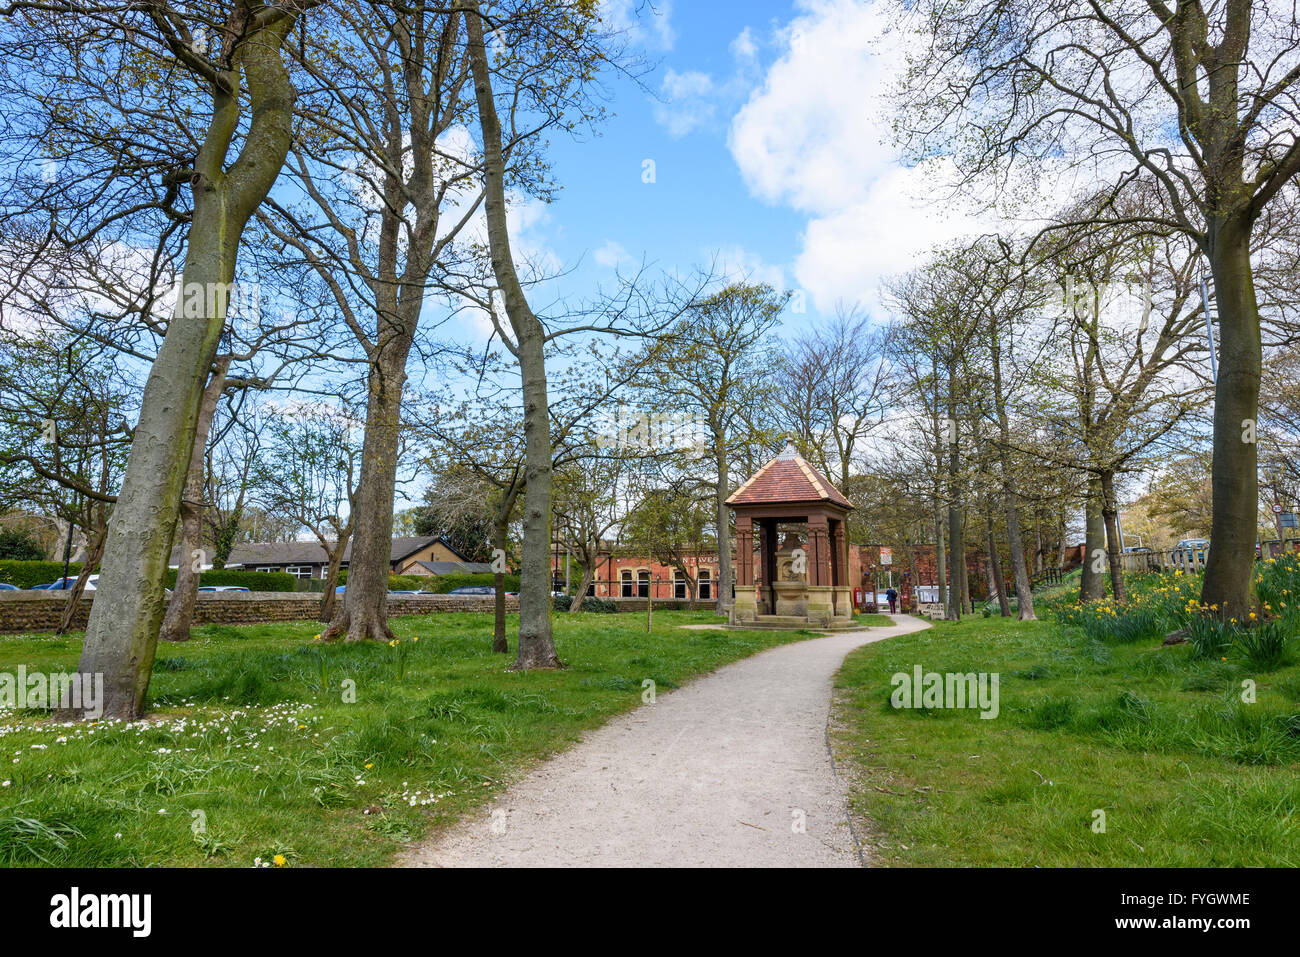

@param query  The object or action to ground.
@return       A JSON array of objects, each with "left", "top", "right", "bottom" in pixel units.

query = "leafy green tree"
[{"left": 0, "top": 528, "right": 44, "bottom": 561}]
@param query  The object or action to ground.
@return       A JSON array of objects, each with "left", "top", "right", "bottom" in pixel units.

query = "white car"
[{"left": 37, "top": 575, "right": 98, "bottom": 591}]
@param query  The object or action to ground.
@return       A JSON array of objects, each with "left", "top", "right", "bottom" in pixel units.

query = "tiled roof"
[
  {"left": 725, "top": 441, "right": 853, "bottom": 509},
  {"left": 413, "top": 561, "right": 495, "bottom": 575},
  {"left": 167, "top": 536, "right": 465, "bottom": 567}
]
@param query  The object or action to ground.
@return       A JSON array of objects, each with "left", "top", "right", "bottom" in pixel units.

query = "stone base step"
[{"left": 730, "top": 615, "right": 859, "bottom": 631}]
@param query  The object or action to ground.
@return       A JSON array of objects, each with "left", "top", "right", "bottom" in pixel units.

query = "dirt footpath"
[{"left": 399, "top": 615, "right": 931, "bottom": 868}]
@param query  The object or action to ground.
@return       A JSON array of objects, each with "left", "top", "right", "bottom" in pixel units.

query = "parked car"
[
  {"left": 36, "top": 576, "right": 98, "bottom": 591},
  {"left": 197, "top": 585, "right": 251, "bottom": 592},
  {"left": 448, "top": 585, "right": 495, "bottom": 596},
  {"left": 388, "top": 589, "right": 422, "bottom": 595},
  {"left": 1171, "top": 538, "right": 1210, "bottom": 562},
  {"left": 0, "top": 583, "right": 18, "bottom": 591}
]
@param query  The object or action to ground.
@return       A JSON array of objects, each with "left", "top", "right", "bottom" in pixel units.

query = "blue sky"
[{"left": 473, "top": 0, "right": 985, "bottom": 344}]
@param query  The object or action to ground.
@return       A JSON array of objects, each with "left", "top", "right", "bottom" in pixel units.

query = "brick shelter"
[{"left": 725, "top": 440, "right": 856, "bottom": 630}]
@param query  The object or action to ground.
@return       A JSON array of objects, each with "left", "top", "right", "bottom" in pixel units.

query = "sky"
[{"left": 460, "top": 0, "right": 986, "bottom": 344}]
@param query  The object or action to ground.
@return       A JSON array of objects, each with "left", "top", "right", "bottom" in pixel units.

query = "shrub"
[
  {"left": 1186, "top": 611, "right": 1232, "bottom": 660},
  {"left": 0, "top": 529, "right": 46, "bottom": 561},
  {"left": 552, "top": 594, "right": 618, "bottom": 613},
  {"left": 1232, "top": 619, "right": 1291, "bottom": 671},
  {"left": 0, "top": 560, "right": 84, "bottom": 588},
  {"left": 161, "top": 568, "right": 298, "bottom": 592},
  {"left": 386, "top": 575, "right": 428, "bottom": 591},
  {"left": 421, "top": 572, "right": 520, "bottom": 594}
]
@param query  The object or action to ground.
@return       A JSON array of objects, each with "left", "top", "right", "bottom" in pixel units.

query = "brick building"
[{"left": 564, "top": 543, "right": 866, "bottom": 602}]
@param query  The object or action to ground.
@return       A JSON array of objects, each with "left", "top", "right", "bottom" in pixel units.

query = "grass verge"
[
  {"left": 832, "top": 613, "right": 1300, "bottom": 866},
  {"left": 0, "top": 609, "right": 808, "bottom": 867}
]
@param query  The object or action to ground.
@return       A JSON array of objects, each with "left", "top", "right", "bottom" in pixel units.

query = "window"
[
  {"left": 698, "top": 569, "right": 711, "bottom": 601},
  {"left": 620, "top": 569, "right": 634, "bottom": 598},
  {"left": 674, "top": 571, "right": 687, "bottom": 599},
  {"left": 285, "top": 566, "right": 313, "bottom": 580},
  {"left": 255, "top": 566, "right": 276, "bottom": 573},
  {"left": 637, "top": 570, "right": 650, "bottom": 598}
]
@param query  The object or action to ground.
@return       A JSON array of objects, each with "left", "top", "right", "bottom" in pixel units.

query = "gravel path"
[{"left": 400, "top": 615, "right": 931, "bottom": 868}]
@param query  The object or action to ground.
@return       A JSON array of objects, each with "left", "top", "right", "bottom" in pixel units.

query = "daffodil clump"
[
  {"left": 1254, "top": 550, "right": 1300, "bottom": 627},
  {"left": 1055, "top": 565, "right": 1296, "bottom": 667},
  {"left": 1055, "top": 570, "right": 1200, "bottom": 643}
]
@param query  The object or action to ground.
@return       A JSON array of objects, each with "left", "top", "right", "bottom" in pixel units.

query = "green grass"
[
  {"left": 0, "top": 610, "right": 809, "bottom": 867},
  {"left": 833, "top": 613, "right": 1300, "bottom": 866},
  {"left": 854, "top": 613, "right": 892, "bottom": 627}
]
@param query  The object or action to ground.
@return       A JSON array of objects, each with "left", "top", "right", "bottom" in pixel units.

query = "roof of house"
[
  {"left": 168, "top": 535, "right": 468, "bottom": 568},
  {"left": 413, "top": 560, "right": 495, "bottom": 575},
  {"left": 725, "top": 440, "right": 854, "bottom": 510}
]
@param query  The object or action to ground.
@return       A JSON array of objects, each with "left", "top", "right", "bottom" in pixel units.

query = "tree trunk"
[
  {"left": 466, "top": 6, "right": 560, "bottom": 669},
  {"left": 1079, "top": 476, "right": 1107, "bottom": 601},
  {"left": 1057, "top": 515, "right": 1068, "bottom": 571},
  {"left": 69, "top": 17, "right": 300, "bottom": 720},
  {"left": 1099, "top": 469, "right": 1128, "bottom": 605},
  {"left": 160, "top": 357, "right": 231, "bottom": 643},
  {"left": 988, "top": 313, "right": 1036, "bottom": 620},
  {"left": 986, "top": 515, "right": 1010, "bottom": 616},
  {"left": 493, "top": 517, "right": 509, "bottom": 651},
  {"left": 1201, "top": 216, "right": 1262, "bottom": 619},
  {"left": 319, "top": 531, "right": 349, "bottom": 622},
  {"left": 1004, "top": 490, "right": 1037, "bottom": 620},
  {"left": 569, "top": 560, "right": 597, "bottom": 615},
  {"left": 934, "top": 494, "right": 947, "bottom": 609},
  {"left": 56, "top": 524, "right": 106, "bottom": 636},
  {"left": 322, "top": 349, "right": 407, "bottom": 643},
  {"left": 714, "top": 439, "right": 732, "bottom": 616},
  {"left": 945, "top": 400, "right": 963, "bottom": 620},
  {"left": 958, "top": 512, "right": 971, "bottom": 614}
]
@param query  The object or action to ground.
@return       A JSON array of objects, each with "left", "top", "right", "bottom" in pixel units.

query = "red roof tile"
[{"left": 726, "top": 442, "right": 853, "bottom": 509}]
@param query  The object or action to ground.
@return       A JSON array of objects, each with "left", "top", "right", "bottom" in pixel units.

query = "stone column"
[
  {"left": 831, "top": 520, "right": 850, "bottom": 618},
  {"left": 806, "top": 516, "right": 834, "bottom": 625},
  {"left": 732, "top": 515, "right": 757, "bottom": 622}
]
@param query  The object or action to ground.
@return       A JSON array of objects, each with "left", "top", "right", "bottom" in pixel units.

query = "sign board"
[
  {"left": 880, "top": 546, "right": 893, "bottom": 565},
  {"left": 1281, "top": 512, "right": 1299, "bottom": 529},
  {"left": 1273, "top": 504, "right": 1284, "bottom": 514}
]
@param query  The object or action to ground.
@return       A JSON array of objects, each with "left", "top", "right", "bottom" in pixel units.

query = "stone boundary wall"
[
  {"left": 0, "top": 591, "right": 521, "bottom": 634},
  {"left": 0, "top": 592, "right": 717, "bottom": 634}
]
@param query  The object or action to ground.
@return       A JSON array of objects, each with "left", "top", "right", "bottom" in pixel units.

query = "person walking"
[{"left": 885, "top": 586, "right": 898, "bottom": 614}]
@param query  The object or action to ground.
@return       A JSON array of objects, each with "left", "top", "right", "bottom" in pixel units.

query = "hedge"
[
  {"left": 162, "top": 569, "right": 299, "bottom": 592},
  {"left": 0, "top": 560, "right": 85, "bottom": 589},
  {"left": 552, "top": 594, "right": 619, "bottom": 613},
  {"left": 419, "top": 572, "right": 520, "bottom": 594}
]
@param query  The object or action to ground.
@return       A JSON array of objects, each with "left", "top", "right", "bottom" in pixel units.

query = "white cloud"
[
  {"left": 652, "top": 69, "right": 717, "bottom": 138},
  {"left": 730, "top": 26, "right": 758, "bottom": 62},
  {"left": 600, "top": 0, "right": 675, "bottom": 51},
  {"left": 708, "top": 244, "right": 786, "bottom": 292},
  {"left": 728, "top": 0, "right": 989, "bottom": 313},
  {"left": 593, "top": 240, "right": 630, "bottom": 269}
]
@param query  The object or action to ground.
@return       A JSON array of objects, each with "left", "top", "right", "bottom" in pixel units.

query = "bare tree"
[{"left": 896, "top": 0, "right": 1300, "bottom": 617}]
